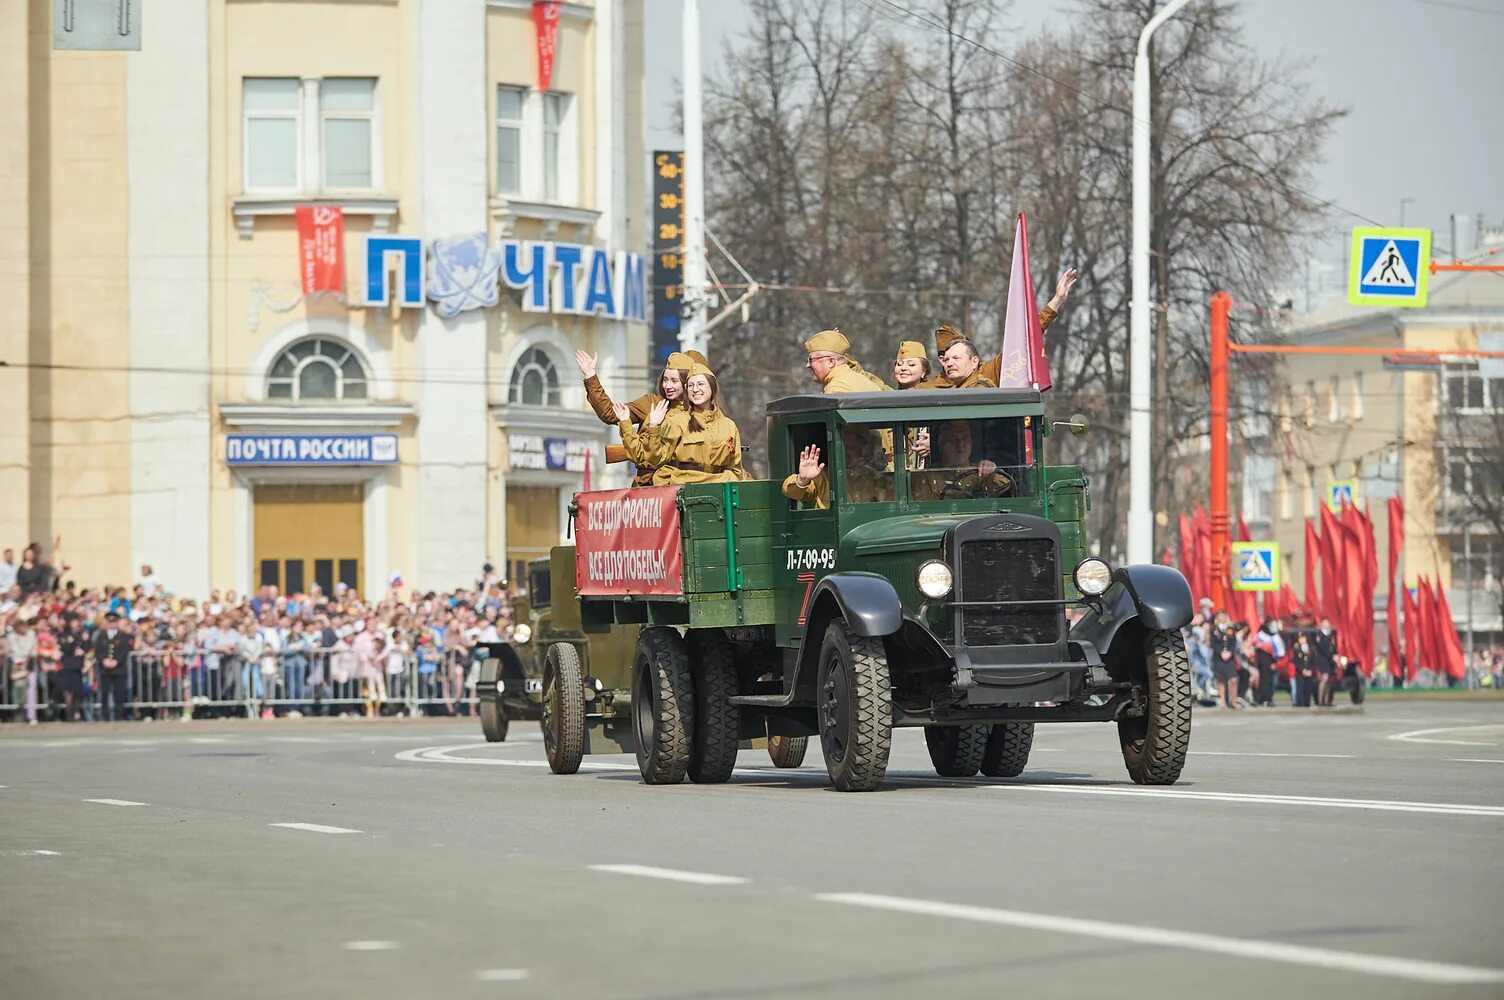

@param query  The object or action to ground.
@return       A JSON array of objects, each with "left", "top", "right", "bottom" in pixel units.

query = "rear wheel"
[
  {"left": 1349, "top": 672, "right": 1367, "bottom": 705},
  {"left": 924, "top": 725, "right": 988, "bottom": 777},
  {"left": 688, "top": 631, "right": 739, "bottom": 784},
  {"left": 632, "top": 628, "right": 694, "bottom": 785},
  {"left": 541, "top": 643, "right": 585, "bottom": 775},
  {"left": 767, "top": 732, "right": 808, "bottom": 768},
  {"left": 980, "top": 722, "right": 1034, "bottom": 777},
  {"left": 1118, "top": 629, "right": 1193, "bottom": 785},
  {"left": 817, "top": 621, "right": 892, "bottom": 792}
]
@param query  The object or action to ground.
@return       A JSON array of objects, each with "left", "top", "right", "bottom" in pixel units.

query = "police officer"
[
  {"left": 1313, "top": 616, "right": 1338, "bottom": 706},
  {"left": 57, "top": 615, "right": 90, "bottom": 721},
  {"left": 92, "top": 611, "right": 133, "bottom": 722},
  {"left": 804, "top": 330, "right": 889, "bottom": 394}
]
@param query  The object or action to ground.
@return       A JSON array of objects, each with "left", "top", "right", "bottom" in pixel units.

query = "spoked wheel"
[
  {"left": 688, "top": 631, "right": 739, "bottom": 784},
  {"left": 477, "top": 656, "right": 509, "bottom": 743},
  {"left": 924, "top": 725, "right": 988, "bottom": 777},
  {"left": 980, "top": 721, "right": 1034, "bottom": 778},
  {"left": 817, "top": 621, "right": 892, "bottom": 792},
  {"left": 632, "top": 627, "right": 694, "bottom": 785},
  {"left": 767, "top": 731, "right": 809, "bottom": 768},
  {"left": 541, "top": 642, "right": 585, "bottom": 775},
  {"left": 1117, "top": 630, "right": 1193, "bottom": 785}
]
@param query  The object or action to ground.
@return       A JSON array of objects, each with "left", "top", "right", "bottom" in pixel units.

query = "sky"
[{"left": 644, "top": 0, "right": 1504, "bottom": 302}]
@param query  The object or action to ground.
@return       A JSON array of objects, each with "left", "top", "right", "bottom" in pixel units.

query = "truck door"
[{"left": 773, "top": 420, "right": 837, "bottom": 649}]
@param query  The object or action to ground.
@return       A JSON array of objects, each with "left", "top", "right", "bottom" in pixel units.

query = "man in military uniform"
[
  {"left": 919, "top": 338, "right": 996, "bottom": 389},
  {"left": 911, "top": 421, "right": 1013, "bottom": 500},
  {"left": 926, "top": 266, "right": 1080, "bottom": 387},
  {"left": 804, "top": 330, "right": 889, "bottom": 394},
  {"left": 782, "top": 426, "right": 895, "bottom": 510}
]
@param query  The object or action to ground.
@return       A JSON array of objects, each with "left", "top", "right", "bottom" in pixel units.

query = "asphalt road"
[{"left": 2, "top": 699, "right": 1503, "bottom": 1000}]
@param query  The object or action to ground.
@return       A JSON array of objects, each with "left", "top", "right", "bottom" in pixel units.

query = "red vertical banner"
[
  {"left": 998, "top": 213, "right": 1050, "bottom": 390},
  {"left": 294, "top": 205, "right": 344, "bottom": 294},
  {"left": 1385, "top": 496, "right": 1404, "bottom": 676},
  {"left": 1433, "top": 583, "right": 1468, "bottom": 681},
  {"left": 1303, "top": 518, "right": 1321, "bottom": 618},
  {"left": 1402, "top": 584, "right": 1420, "bottom": 680},
  {"left": 532, "top": 1, "right": 561, "bottom": 91}
]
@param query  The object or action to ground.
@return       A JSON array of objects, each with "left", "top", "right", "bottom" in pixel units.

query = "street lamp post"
[{"left": 1128, "top": 0, "right": 1197, "bottom": 566}]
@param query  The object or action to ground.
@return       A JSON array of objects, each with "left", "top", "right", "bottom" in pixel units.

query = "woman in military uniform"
[
  {"left": 891, "top": 341, "right": 930, "bottom": 388},
  {"left": 614, "top": 363, "right": 748, "bottom": 485},
  {"left": 576, "top": 349, "right": 705, "bottom": 486}
]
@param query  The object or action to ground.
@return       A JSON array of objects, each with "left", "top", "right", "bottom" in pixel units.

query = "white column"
[
  {"left": 364, "top": 470, "right": 390, "bottom": 598},
  {"left": 678, "top": 0, "right": 707, "bottom": 354},
  {"left": 415, "top": 0, "right": 491, "bottom": 591},
  {"left": 301, "top": 76, "right": 322, "bottom": 191},
  {"left": 126, "top": 1, "right": 212, "bottom": 596}
]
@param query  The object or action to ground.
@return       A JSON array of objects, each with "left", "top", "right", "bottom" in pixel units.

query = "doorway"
[{"left": 253, "top": 483, "right": 363, "bottom": 596}]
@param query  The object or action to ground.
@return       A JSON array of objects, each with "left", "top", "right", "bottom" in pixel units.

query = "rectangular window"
[
  {"left": 1446, "top": 362, "right": 1484, "bottom": 411},
  {"left": 497, "top": 86, "right": 524, "bottom": 195},
  {"left": 542, "top": 92, "right": 570, "bottom": 201},
  {"left": 244, "top": 78, "right": 301, "bottom": 192},
  {"left": 320, "top": 78, "right": 376, "bottom": 190}
]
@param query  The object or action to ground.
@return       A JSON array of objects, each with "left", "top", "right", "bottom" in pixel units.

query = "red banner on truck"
[{"left": 574, "top": 486, "right": 683, "bottom": 597}]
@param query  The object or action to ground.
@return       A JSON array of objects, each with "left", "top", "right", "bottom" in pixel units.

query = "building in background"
[
  {"left": 3, "top": 0, "right": 650, "bottom": 595},
  {"left": 1243, "top": 227, "right": 1504, "bottom": 653}
]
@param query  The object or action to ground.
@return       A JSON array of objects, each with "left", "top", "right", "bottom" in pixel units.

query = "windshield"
[{"left": 904, "top": 416, "right": 1035, "bottom": 501}]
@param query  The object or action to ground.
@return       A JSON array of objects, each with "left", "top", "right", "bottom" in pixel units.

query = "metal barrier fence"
[{"left": 0, "top": 646, "right": 483, "bottom": 720}]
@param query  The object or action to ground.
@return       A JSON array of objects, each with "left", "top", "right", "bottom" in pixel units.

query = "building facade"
[
  {"left": 1244, "top": 241, "right": 1504, "bottom": 649},
  {"left": 4, "top": 0, "right": 650, "bottom": 595}
]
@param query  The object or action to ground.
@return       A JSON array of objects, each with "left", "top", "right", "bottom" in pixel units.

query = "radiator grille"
[{"left": 959, "top": 539, "right": 1060, "bottom": 646}]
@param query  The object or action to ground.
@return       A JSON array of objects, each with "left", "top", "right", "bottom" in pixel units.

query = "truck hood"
[{"left": 842, "top": 514, "right": 974, "bottom": 557}]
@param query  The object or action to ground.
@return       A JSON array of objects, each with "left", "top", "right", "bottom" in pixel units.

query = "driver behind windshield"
[{"left": 911, "top": 420, "right": 1012, "bottom": 500}]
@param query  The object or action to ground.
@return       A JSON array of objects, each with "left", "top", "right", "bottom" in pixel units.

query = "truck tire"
[
  {"left": 688, "top": 631, "right": 739, "bottom": 784},
  {"left": 767, "top": 733, "right": 808, "bottom": 768},
  {"left": 478, "top": 656, "right": 509, "bottom": 743},
  {"left": 541, "top": 642, "right": 585, "bottom": 775},
  {"left": 1118, "top": 629, "right": 1192, "bottom": 785},
  {"left": 632, "top": 627, "right": 694, "bottom": 785},
  {"left": 980, "top": 722, "right": 1034, "bottom": 777},
  {"left": 924, "top": 725, "right": 988, "bottom": 777},
  {"left": 817, "top": 620, "right": 892, "bottom": 792},
  {"left": 1349, "top": 673, "right": 1366, "bottom": 705}
]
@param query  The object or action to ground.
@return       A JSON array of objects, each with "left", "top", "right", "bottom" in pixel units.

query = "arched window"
[
  {"left": 267, "top": 338, "right": 369, "bottom": 401},
  {"left": 508, "top": 346, "right": 561, "bottom": 406}
]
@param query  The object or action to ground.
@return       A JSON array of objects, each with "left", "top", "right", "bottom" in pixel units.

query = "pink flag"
[{"left": 998, "top": 213, "right": 1051, "bottom": 391}]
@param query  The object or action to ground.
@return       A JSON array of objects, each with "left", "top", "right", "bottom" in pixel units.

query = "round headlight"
[
  {"left": 1073, "top": 558, "right": 1113, "bottom": 597},
  {"left": 917, "top": 560, "right": 954, "bottom": 600},
  {"left": 512, "top": 623, "right": 532, "bottom": 644}
]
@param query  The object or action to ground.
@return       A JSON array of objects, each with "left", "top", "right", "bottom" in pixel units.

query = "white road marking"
[
  {"left": 35, "top": 849, "right": 60, "bottom": 855},
  {"left": 82, "top": 798, "right": 146, "bottom": 807},
  {"left": 985, "top": 784, "right": 1504, "bottom": 817},
  {"left": 589, "top": 864, "right": 750, "bottom": 886},
  {"left": 476, "top": 969, "right": 530, "bottom": 982},
  {"left": 1190, "top": 751, "right": 1357, "bottom": 759},
  {"left": 1389, "top": 724, "right": 1504, "bottom": 747},
  {"left": 1447, "top": 758, "right": 1504, "bottom": 764},
  {"left": 816, "top": 892, "right": 1504, "bottom": 985},
  {"left": 270, "top": 822, "right": 362, "bottom": 835},
  {"left": 343, "top": 940, "right": 398, "bottom": 951}
]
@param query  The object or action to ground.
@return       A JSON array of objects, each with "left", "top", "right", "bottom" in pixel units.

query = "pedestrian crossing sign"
[
  {"left": 1327, "top": 479, "right": 1356, "bottom": 511},
  {"left": 1348, "top": 227, "right": 1430, "bottom": 308},
  {"left": 1231, "top": 541, "right": 1280, "bottom": 592}
]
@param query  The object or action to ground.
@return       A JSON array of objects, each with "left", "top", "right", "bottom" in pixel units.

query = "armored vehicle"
[{"left": 557, "top": 388, "right": 1193, "bottom": 792}]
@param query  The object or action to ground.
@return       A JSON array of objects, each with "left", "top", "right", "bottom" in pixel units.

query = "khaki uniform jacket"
[
  {"left": 912, "top": 466, "right": 1013, "bottom": 501},
  {"left": 620, "top": 407, "right": 749, "bottom": 486},
  {"left": 587, "top": 376, "right": 685, "bottom": 486},
  {"left": 822, "top": 362, "right": 890, "bottom": 395},
  {"left": 781, "top": 459, "right": 892, "bottom": 510},
  {"left": 916, "top": 368, "right": 997, "bottom": 390}
]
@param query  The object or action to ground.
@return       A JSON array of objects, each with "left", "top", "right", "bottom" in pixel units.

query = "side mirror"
[{"left": 1051, "top": 413, "right": 1090, "bottom": 437}]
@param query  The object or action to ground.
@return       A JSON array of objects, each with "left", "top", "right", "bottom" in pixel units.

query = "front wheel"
[
  {"left": 632, "top": 628, "right": 694, "bottom": 785},
  {"left": 817, "top": 621, "right": 892, "bottom": 792},
  {"left": 478, "top": 657, "right": 509, "bottom": 743},
  {"left": 541, "top": 643, "right": 585, "bottom": 775},
  {"left": 1349, "top": 672, "right": 1367, "bottom": 705},
  {"left": 1117, "top": 629, "right": 1192, "bottom": 785}
]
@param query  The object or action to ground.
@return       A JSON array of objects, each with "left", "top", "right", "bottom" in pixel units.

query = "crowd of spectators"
[
  {"left": 1181, "top": 596, "right": 1504, "bottom": 708},
  {"left": 1, "top": 543, "right": 522, "bottom": 724}
]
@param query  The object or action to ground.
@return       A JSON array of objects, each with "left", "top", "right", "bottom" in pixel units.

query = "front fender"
[
  {"left": 1070, "top": 564, "right": 1193, "bottom": 657},
  {"left": 812, "top": 572, "right": 905, "bottom": 637}
]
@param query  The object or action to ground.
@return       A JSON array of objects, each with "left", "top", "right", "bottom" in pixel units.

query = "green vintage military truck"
[{"left": 547, "top": 387, "right": 1193, "bottom": 792}]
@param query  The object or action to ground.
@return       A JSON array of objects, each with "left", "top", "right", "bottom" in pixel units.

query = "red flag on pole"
[
  {"left": 1433, "top": 582, "right": 1468, "bottom": 681},
  {"left": 998, "top": 213, "right": 1051, "bottom": 390},
  {"left": 1385, "top": 496, "right": 1404, "bottom": 677},
  {"left": 1177, "top": 511, "right": 1195, "bottom": 595},
  {"left": 1401, "top": 583, "right": 1420, "bottom": 680},
  {"left": 1304, "top": 518, "right": 1321, "bottom": 618},
  {"left": 1417, "top": 576, "right": 1441, "bottom": 677},
  {"left": 1318, "top": 502, "right": 1342, "bottom": 632},
  {"left": 1192, "top": 504, "right": 1212, "bottom": 608},
  {"left": 532, "top": 1, "right": 562, "bottom": 91}
]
